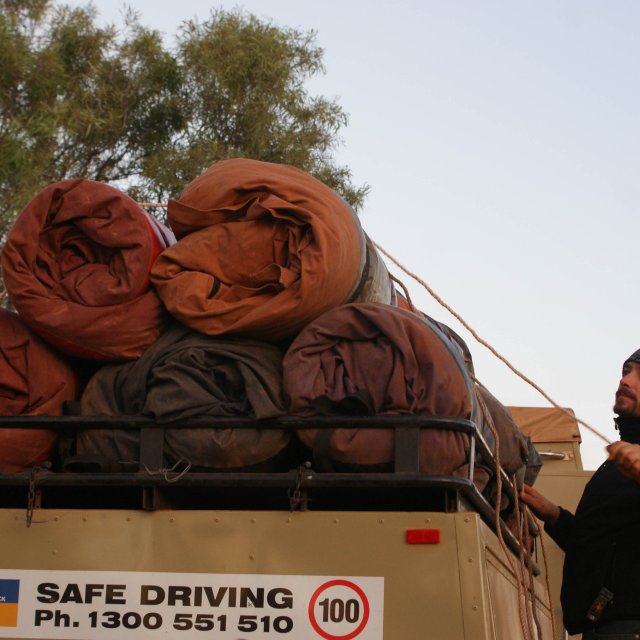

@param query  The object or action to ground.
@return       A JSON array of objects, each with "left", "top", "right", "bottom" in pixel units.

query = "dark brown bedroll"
[
  {"left": 1, "top": 179, "right": 174, "bottom": 361},
  {"left": 0, "top": 309, "right": 79, "bottom": 471},
  {"left": 72, "top": 324, "right": 290, "bottom": 472},
  {"left": 151, "top": 158, "right": 395, "bottom": 342}
]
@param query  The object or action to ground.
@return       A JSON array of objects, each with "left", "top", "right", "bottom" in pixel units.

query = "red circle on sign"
[{"left": 308, "top": 579, "right": 370, "bottom": 640}]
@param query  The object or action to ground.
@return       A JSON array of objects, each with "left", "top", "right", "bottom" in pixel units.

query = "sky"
[{"left": 64, "top": 0, "right": 640, "bottom": 470}]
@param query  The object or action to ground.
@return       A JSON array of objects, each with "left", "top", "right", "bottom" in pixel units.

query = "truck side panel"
[{"left": 0, "top": 509, "right": 550, "bottom": 640}]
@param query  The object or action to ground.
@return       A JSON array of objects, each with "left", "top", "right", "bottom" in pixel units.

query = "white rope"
[{"left": 373, "top": 240, "right": 612, "bottom": 446}]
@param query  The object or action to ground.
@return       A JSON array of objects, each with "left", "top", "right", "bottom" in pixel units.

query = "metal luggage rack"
[{"left": 0, "top": 415, "right": 536, "bottom": 562}]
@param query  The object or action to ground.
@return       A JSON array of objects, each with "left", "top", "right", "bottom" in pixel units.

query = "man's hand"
[
  {"left": 520, "top": 483, "right": 561, "bottom": 525},
  {"left": 607, "top": 441, "right": 640, "bottom": 482}
]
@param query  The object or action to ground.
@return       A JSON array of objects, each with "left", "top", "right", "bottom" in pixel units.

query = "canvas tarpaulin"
[
  {"left": 1, "top": 179, "right": 174, "bottom": 361},
  {"left": 150, "top": 158, "right": 395, "bottom": 342},
  {"left": 73, "top": 324, "right": 290, "bottom": 471},
  {"left": 508, "top": 406, "right": 581, "bottom": 443},
  {"left": 0, "top": 309, "right": 79, "bottom": 472}
]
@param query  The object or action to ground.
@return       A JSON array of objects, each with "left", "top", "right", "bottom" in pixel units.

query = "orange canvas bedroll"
[
  {"left": 0, "top": 309, "right": 79, "bottom": 472},
  {"left": 1, "top": 179, "right": 174, "bottom": 361},
  {"left": 283, "top": 302, "right": 489, "bottom": 487},
  {"left": 151, "top": 158, "right": 394, "bottom": 342}
]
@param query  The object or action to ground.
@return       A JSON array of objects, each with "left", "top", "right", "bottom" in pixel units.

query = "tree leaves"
[{"left": 0, "top": 1, "right": 368, "bottom": 248}]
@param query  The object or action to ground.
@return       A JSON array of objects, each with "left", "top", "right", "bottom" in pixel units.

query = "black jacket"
[{"left": 545, "top": 418, "right": 640, "bottom": 634}]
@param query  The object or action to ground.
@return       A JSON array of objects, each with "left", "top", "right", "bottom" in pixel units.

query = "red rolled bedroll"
[
  {"left": 0, "top": 309, "right": 79, "bottom": 472},
  {"left": 283, "top": 302, "right": 491, "bottom": 486},
  {"left": 1, "top": 179, "right": 174, "bottom": 361},
  {"left": 150, "top": 158, "right": 395, "bottom": 342}
]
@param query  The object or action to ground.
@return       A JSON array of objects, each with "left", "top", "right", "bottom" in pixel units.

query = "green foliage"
[{"left": 0, "top": 0, "right": 368, "bottom": 248}]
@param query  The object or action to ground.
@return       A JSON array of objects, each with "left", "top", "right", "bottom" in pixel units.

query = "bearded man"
[{"left": 521, "top": 349, "right": 640, "bottom": 639}]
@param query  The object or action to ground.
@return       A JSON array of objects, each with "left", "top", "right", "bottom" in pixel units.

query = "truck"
[{"left": 0, "top": 405, "right": 591, "bottom": 640}]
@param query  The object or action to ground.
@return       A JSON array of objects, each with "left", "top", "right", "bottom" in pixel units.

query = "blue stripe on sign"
[{"left": 0, "top": 580, "right": 20, "bottom": 604}]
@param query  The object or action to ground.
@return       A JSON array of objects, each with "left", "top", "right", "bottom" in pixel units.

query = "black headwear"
[
  {"left": 615, "top": 349, "right": 640, "bottom": 429},
  {"left": 625, "top": 349, "right": 640, "bottom": 367}
]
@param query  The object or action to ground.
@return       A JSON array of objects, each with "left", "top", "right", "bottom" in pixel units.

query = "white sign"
[{"left": 0, "top": 570, "right": 384, "bottom": 640}]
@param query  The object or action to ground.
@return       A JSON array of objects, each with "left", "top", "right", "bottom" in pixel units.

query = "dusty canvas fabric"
[
  {"left": 0, "top": 309, "right": 79, "bottom": 472},
  {"left": 151, "top": 158, "right": 394, "bottom": 342},
  {"left": 75, "top": 324, "right": 289, "bottom": 471},
  {"left": 475, "top": 386, "right": 530, "bottom": 478},
  {"left": 508, "top": 406, "right": 581, "bottom": 444},
  {"left": 283, "top": 302, "right": 490, "bottom": 486},
  {"left": 1, "top": 179, "right": 174, "bottom": 361},
  {"left": 474, "top": 384, "right": 538, "bottom": 516}
]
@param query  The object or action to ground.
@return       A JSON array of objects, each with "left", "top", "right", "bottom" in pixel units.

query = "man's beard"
[{"left": 614, "top": 389, "right": 637, "bottom": 417}]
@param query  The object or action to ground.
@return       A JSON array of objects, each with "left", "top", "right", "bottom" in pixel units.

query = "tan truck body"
[{"left": 0, "top": 409, "right": 589, "bottom": 640}]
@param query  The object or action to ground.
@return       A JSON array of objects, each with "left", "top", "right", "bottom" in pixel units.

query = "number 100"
[{"left": 318, "top": 598, "right": 361, "bottom": 623}]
